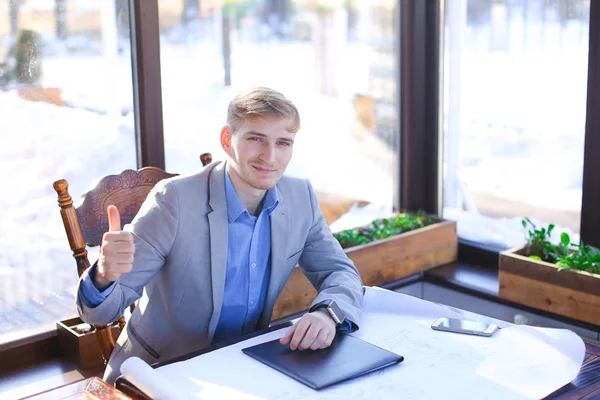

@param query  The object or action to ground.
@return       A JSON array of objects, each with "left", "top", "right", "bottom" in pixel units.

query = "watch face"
[{"left": 329, "top": 301, "right": 344, "bottom": 324}]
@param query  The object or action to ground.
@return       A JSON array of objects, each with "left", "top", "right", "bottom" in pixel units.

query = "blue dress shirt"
[
  {"left": 212, "top": 171, "right": 278, "bottom": 343},
  {"left": 80, "top": 264, "right": 117, "bottom": 307}
]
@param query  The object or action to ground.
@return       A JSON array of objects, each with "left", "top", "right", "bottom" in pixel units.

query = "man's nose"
[{"left": 260, "top": 144, "right": 276, "bottom": 164}]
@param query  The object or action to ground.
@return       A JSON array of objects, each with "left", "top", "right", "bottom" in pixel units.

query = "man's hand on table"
[{"left": 279, "top": 309, "right": 336, "bottom": 351}]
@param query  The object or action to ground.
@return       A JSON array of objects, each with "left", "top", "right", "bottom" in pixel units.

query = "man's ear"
[{"left": 220, "top": 125, "right": 232, "bottom": 155}]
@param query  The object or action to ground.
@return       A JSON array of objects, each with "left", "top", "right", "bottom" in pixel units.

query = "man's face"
[{"left": 221, "top": 116, "right": 296, "bottom": 193}]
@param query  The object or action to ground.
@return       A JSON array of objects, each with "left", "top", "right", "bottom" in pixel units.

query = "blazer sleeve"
[
  {"left": 297, "top": 180, "right": 364, "bottom": 328},
  {"left": 76, "top": 179, "right": 180, "bottom": 325}
]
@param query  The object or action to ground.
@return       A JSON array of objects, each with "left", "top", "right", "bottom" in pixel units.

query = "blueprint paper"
[
  {"left": 356, "top": 287, "right": 585, "bottom": 399},
  {"left": 122, "top": 287, "right": 585, "bottom": 399}
]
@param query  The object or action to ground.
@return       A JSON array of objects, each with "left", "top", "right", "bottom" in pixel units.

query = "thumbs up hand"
[{"left": 94, "top": 205, "right": 135, "bottom": 291}]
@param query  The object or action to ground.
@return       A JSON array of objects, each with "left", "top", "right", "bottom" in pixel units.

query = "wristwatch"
[{"left": 309, "top": 299, "right": 346, "bottom": 328}]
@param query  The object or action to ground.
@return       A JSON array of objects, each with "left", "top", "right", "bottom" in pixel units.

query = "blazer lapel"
[
  {"left": 260, "top": 194, "right": 289, "bottom": 328},
  {"left": 207, "top": 162, "right": 228, "bottom": 342}
]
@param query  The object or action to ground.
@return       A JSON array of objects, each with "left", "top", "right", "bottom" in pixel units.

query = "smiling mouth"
[{"left": 253, "top": 165, "right": 276, "bottom": 174}]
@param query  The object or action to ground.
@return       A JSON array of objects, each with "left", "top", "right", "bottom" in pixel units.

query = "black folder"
[{"left": 241, "top": 333, "right": 404, "bottom": 390}]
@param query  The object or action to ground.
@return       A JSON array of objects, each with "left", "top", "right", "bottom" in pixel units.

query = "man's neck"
[{"left": 226, "top": 164, "right": 266, "bottom": 216}]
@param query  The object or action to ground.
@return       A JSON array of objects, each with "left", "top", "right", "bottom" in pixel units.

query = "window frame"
[
  {"left": 130, "top": 0, "right": 166, "bottom": 169},
  {"left": 581, "top": 0, "right": 600, "bottom": 249},
  {"left": 396, "top": 0, "right": 441, "bottom": 215}
]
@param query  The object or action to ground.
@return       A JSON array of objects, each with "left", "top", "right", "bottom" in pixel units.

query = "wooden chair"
[
  {"left": 199, "top": 152, "right": 212, "bottom": 166},
  {"left": 53, "top": 155, "right": 213, "bottom": 364}
]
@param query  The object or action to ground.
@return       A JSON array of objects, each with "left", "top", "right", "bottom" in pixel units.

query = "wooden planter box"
[
  {"left": 272, "top": 220, "right": 458, "bottom": 320},
  {"left": 57, "top": 317, "right": 120, "bottom": 370},
  {"left": 499, "top": 248, "right": 600, "bottom": 326}
]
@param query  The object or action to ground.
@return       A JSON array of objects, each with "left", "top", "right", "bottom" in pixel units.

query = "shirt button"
[
  {"left": 250, "top": 301, "right": 255, "bottom": 306},
  {"left": 251, "top": 263, "right": 256, "bottom": 269}
]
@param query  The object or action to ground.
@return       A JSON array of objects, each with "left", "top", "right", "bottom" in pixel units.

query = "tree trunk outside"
[
  {"left": 9, "top": 0, "right": 19, "bottom": 39},
  {"left": 55, "top": 0, "right": 67, "bottom": 40},
  {"left": 115, "top": 0, "right": 130, "bottom": 39},
  {"left": 222, "top": 6, "right": 231, "bottom": 86},
  {"left": 182, "top": 0, "right": 200, "bottom": 26}
]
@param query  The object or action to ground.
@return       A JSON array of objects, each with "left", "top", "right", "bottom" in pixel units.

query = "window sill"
[{"left": 0, "top": 323, "right": 57, "bottom": 352}]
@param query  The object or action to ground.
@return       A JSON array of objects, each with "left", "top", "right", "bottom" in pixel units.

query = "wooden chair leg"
[{"left": 94, "top": 325, "right": 117, "bottom": 364}]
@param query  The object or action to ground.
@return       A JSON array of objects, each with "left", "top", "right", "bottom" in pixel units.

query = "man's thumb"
[{"left": 107, "top": 205, "right": 121, "bottom": 232}]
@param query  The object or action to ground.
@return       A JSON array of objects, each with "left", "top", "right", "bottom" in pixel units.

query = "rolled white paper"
[{"left": 120, "top": 357, "right": 192, "bottom": 400}]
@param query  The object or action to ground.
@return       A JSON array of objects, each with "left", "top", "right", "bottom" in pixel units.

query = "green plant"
[
  {"left": 333, "top": 211, "right": 440, "bottom": 249},
  {"left": 522, "top": 217, "right": 558, "bottom": 263},
  {"left": 522, "top": 218, "right": 600, "bottom": 275}
]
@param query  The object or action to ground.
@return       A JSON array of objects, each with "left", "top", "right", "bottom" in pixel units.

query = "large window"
[
  {"left": 0, "top": 0, "right": 136, "bottom": 342},
  {"left": 441, "top": 0, "right": 590, "bottom": 248},
  {"left": 157, "top": 0, "right": 397, "bottom": 230}
]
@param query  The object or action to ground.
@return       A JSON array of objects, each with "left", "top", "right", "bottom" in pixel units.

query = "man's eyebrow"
[
  {"left": 245, "top": 131, "right": 295, "bottom": 143},
  {"left": 244, "top": 131, "right": 266, "bottom": 137}
]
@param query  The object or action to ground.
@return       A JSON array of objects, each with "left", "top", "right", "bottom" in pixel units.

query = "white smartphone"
[{"left": 431, "top": 317, "right": 499, "bottom": 337}]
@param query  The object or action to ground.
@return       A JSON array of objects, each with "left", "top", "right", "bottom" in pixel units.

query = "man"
[{"left": 77, "top": 87, "right": 364, "bottom": 384}]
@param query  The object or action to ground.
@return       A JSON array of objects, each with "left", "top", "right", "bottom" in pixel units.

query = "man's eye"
[
  {"left": 278, "top": 141, "right": 290, "bottom": 146},
  {"left": 249, "top": 137, "right": 261, "bottom": 141}
]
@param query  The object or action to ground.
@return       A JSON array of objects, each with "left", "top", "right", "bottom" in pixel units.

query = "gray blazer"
[{"left": 76, "top": 161, "right": 363, "bottom": 384}]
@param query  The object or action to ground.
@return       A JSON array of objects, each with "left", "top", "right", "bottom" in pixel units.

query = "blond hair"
[{"left": 227, "top": 87, "right": 300, "bottom": 133}]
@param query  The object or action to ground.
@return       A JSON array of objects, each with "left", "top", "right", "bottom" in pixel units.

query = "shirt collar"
[{"left": 224, "top": 170, "right": 279, "bottom": 223}]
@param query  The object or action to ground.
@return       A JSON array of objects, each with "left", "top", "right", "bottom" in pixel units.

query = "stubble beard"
[{"left": 246, "top": 169, "right": 279, "bottom": 191}]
